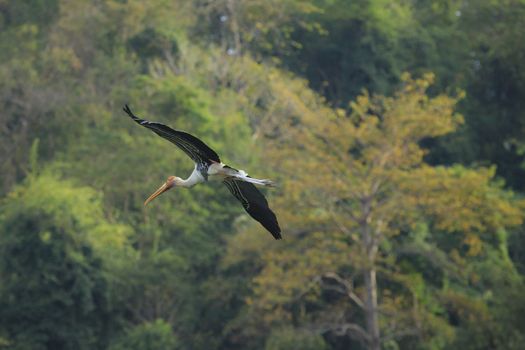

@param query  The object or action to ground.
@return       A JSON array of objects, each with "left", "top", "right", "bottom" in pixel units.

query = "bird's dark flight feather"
[
  {"left": 223, "top": 178, "right": 282, "bottom": 239},
  {"left": 123, "top": 104, "right": 221, "bottom": 165}
]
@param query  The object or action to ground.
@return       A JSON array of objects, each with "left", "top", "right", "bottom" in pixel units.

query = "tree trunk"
[
  {"left": 364, "top": 265, "right": 380, "bottom": 350},
  {"left": 226, "top": 0, "right": 242, "bottom": 55},
  {"left": 362, "top": 196, "right": 380, "bottom": 350}
]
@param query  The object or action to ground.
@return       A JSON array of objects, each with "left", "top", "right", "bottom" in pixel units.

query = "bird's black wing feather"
[
  {"left": 223, "top": 178, "right": 281, "bottom": 239},
  {"left": 123, "top": 104, "right": 220, "bottom": 164}
]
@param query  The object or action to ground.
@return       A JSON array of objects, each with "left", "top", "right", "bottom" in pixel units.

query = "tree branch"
[
  {"left": 320, "top": 322, "right": 370, "bottom": 344},
  {"left": 322, "top": 272, "right": 366, "bottom": 310}
]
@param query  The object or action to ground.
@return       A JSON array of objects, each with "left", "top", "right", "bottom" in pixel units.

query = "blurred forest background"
[{"left": 1, "top": 0, "right": 525, "bottom": 349}]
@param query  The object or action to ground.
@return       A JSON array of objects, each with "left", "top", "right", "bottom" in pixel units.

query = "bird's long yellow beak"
[{"left": 144, "top": 182, "right": 171, "bottom": 206}]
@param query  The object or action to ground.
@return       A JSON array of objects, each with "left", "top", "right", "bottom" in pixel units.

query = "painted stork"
[{"left": 123, "top": 105, "right": 282, "bottom": 240}]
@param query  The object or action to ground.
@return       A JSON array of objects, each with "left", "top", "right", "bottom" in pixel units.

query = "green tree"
[
  {"left": 192, "top": 0, "right": 320, "bottom": 57},
  {"left": 265, "top": 327, "right": 329, "bottom": 350},
  {"left": 232, "top": 74, "right": 523, "bottom": 349},
  {"left": 109, "top": 319, "right": 179, "bottom": 350},
  {"left": 455, "top": 0, "right": 525, "bottom": 189},
  {"left": 0, "top": 172, "right": 131, "bottom": 349},
  {"left": 413, "top": 0, "right": 525, "bottom": 191}
]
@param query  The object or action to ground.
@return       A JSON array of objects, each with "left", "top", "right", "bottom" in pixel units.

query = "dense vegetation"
[{"left": 1, "top": 1, "right": 525, "bottom": 349}]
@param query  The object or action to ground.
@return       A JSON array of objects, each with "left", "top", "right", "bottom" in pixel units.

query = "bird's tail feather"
[
  {"left": 222, "top": 165, "right": 275, "bottom": 187},
  {"left": 237, "top": 176, "right": 275, "bottom": 187}
]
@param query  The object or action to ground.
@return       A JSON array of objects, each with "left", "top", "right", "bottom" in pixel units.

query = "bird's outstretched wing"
[
  {"left": 223, "top": 178, "right": 281, "bottom": 239},
  {"left": 123, "top": 104, "right": 221, "bottom": 165}
]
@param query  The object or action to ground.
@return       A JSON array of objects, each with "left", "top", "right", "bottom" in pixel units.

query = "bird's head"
[{"left": 144, "top": 176, "right": 182, "bottom": 206}]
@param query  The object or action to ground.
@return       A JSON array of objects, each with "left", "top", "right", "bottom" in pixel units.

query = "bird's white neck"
[
  {"left": 176, "top": 178, "right": 197, "bottom": 188},
  {"left": 176, "top": 168, "right": 205, "bottom": 188}
]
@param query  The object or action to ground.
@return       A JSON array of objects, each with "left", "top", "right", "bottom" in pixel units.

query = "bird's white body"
[
  {"left": 207, "top": 162, "right": 229, "bottom": 177},
  {"left": 176, "top": 162, "right": 274, "bottom": 188}
]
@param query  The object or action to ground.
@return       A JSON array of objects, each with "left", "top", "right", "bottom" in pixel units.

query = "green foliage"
[
  {"left": 128, "top": 27, "right": 179, "bottom": 71},
  {"left": 0, "top": 173, "right": 128, "bottom": 349},
  {"left": 265, "top": 328, "right": 329, "bottom": 350},
  {"left": 192, "top": 0, "right": 321, "bottom": 57},
  {"left": 0, "top": 0, "right": 59, "bottom": 28},
  {"left": 1, "top": 1, "right": 525, "bottom": 349},
  {"left": 109, "top": 320, "right": 179, "bottom": 350}
]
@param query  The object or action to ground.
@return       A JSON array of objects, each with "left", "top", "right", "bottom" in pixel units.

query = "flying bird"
[{"left": 123, "top": 105, "right": 281, "bottom": 239}]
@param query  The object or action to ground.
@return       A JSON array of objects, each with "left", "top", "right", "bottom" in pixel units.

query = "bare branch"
[
  {"left": 328, "top": 210, "right": 358, "bottom": 237},
  {"left": 322, "top": 272, "right": 366, "bottom": 310},
  {"left": 321, "top": 322, "right": 371, "bottom": 344},
  {"left": 293, "top": 275, "right": 322, "bottom": 302}
]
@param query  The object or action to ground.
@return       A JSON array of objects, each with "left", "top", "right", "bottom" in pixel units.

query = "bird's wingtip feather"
[{"left": 123, "top": 104, "right": 139, "bottom": 121}]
